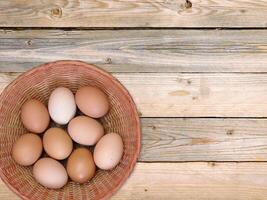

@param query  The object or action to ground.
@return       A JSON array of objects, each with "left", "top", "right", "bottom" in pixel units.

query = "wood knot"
[
  {"left": 187, "top": 80, "right": 192, "bottom": 85},
  {"left": 144, "top": 188, "right": 148, "bottom": 192},
  {"left": 51, "top": 7, "right": 62, "bottom": 18},
  {"left": 185, "top": 0, "right": 192, "bottom": 9}
]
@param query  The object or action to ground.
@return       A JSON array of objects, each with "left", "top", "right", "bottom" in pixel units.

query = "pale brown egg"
[
  {"left": 33, "top": 158, "right": 68, "bottom": 189},
  {"left": 93, "top": 133, "right": 124, "bottom": 170},
  {"left": 75, "top": 86, "right": 109, "bottom": 118},
  {"left": 67, "top": 148, "right": 96, "bottom": 183},
  {"left": 48, "top": 87, "right": 76, "bottom": 125},
  {"left": 12, "top": 133, "right": 43, "bottom": 166},
  {"left": 21, "top": 99, "right": 50, "bottom": 133},
  {"left": 43, "top": 127, "right": 73, "bottom": 160},
  {"left": 68, "top": 116, "right": 104, "bottom": 146}
]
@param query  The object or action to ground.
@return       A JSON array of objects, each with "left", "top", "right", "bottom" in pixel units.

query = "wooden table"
[{"left": 1, "top": 1, "right": 267, "bottom": 199}]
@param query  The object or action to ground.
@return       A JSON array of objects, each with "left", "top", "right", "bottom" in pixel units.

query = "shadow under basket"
[{"left": 0, "top": 60, "right": 141, "bottom": 200}]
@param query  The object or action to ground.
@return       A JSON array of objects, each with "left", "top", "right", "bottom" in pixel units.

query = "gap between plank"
[
  {"left": 138, "top": 161, "right": 267, "bottom": 163},
  {"left": 141, "top": 117, "right": 267, "bottom": 119},
  {"left": 3, "top": 27, "right": 267, "bottom": 30}
]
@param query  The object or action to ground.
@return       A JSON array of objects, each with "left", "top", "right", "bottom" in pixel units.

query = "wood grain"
[
  {"left": 2, "top": 162, "right": 267, "bottom": 200},
  {"left": 141, "top": 118, "right": 267, "bottom": 161},
  {"left": 114, "top": 162, "right": 267, "bottom": 200},
  {"left": 117, "top": 73, "right": 267, "bottom": 117},
  {"left": 1, "top": 0, "right": 267, "bottom": 27},
  {"left": 1, "top": 72, "right": 267, "bottom": 117},
  {"left": 2, "top": 29, "right": 267, "bottom": 72}
]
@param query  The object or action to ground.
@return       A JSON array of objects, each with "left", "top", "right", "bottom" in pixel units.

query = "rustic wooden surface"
[
  {"left": 1, "top": 0, "right": 267, "bottom": 27},
  {"left": 1, "top": 0, "right": 267, "bottom": 199},
  {"left": 2, "top": 29, "right": 267, "bottom": 73}
]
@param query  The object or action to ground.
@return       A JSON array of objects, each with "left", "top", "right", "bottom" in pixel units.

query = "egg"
[
  {"left": 43, "top": 127, "right": 73, "bottom": 160},
  {"left": 12, "top": 133, "right": 43, "bottom": 166},
  {"left": 68, "top": 116, "right": 104, "bottom": 146},
  {"left": 93, "top": 133, "right": 123, "bottom": 170},
  {"left": 67, "top": 148, "right": 96, "bottom": 183},
  {"left": 48, "top": 87, "right": 76, "bottom": 125},
  {"left": 75, "top": 86, "right": 109, "bottom": 118},
  {"left": 21, "top": 99, "right": 50, "bottom": 133},
  {"left": 33, "top": 158, "right": 68, "bottom": 189}
]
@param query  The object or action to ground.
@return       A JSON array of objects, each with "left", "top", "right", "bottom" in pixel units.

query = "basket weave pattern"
[{"left": 0, "top": 61, "right": 141, "bottom": 200}]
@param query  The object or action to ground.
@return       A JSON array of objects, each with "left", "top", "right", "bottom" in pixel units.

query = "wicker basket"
[{"left": 0, "top": 60, "right": 141, "bottom": 200}]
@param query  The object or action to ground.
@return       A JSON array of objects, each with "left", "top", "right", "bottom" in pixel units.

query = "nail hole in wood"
[
  {"left": 227, "top": 129, "right": 234, "bottom": 135},
  {"left": 209, "top": 162, "right": 216, "bottom": 167},
  {"left": 26, "top": 40, "right": 32, "bottom": 46},
  {"left": 106, "top": 57, "right": 112, "bottom": 64}
]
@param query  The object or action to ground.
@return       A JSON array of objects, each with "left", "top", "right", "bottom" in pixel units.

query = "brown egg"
[
  {"left": 67, "top": 148, "right": 96, "bottom": 183},
  {"left": 12, "top": 133, "right": 42, "bottom": 166},
  {"left": 68, "top": 116, "right": 104, "bottom": 146},
  {"left": 33, "top": 158, "right": 68, "bottom": 189},
  {"left": 75, "top": 86, "right": 109, "bottom": 118},
  {"left": 48, "top": 87, "right": 76, "bottom": 125},
  {"left": 43, "top": 128, "right": 73, "bottom": 160},
  {"left": 93, "top": 133, "right": 124, "bottom": 170},
  {"left": 21, "top": 99, "right": 50, "bottom": 133}
]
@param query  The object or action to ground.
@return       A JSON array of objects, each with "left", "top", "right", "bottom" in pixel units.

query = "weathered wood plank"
[
  {"left": 118, "top": 73, "right": 267, "bottom": 117},
  {"left": 2, "top": 162, "right": 267, "bottom": 200},
  {"left": 141, "top": 118, "right": 267, "bottom": 161},
  {"left": 113, "top": 162, "right": 267, "bottom": 200},
  {"left": 1, "top": 72, "right": 267, "bottom": 117},
  {"left": 2, "top": 29, "right": 267, "bottom": 72},
  {"left": 1, "top": 0, "right": 267, "bottom": 27}
]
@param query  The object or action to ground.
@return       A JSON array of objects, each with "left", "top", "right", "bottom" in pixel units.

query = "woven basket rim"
[{"left": 0, "top": 60, "right": 141, "bottom": 200}]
